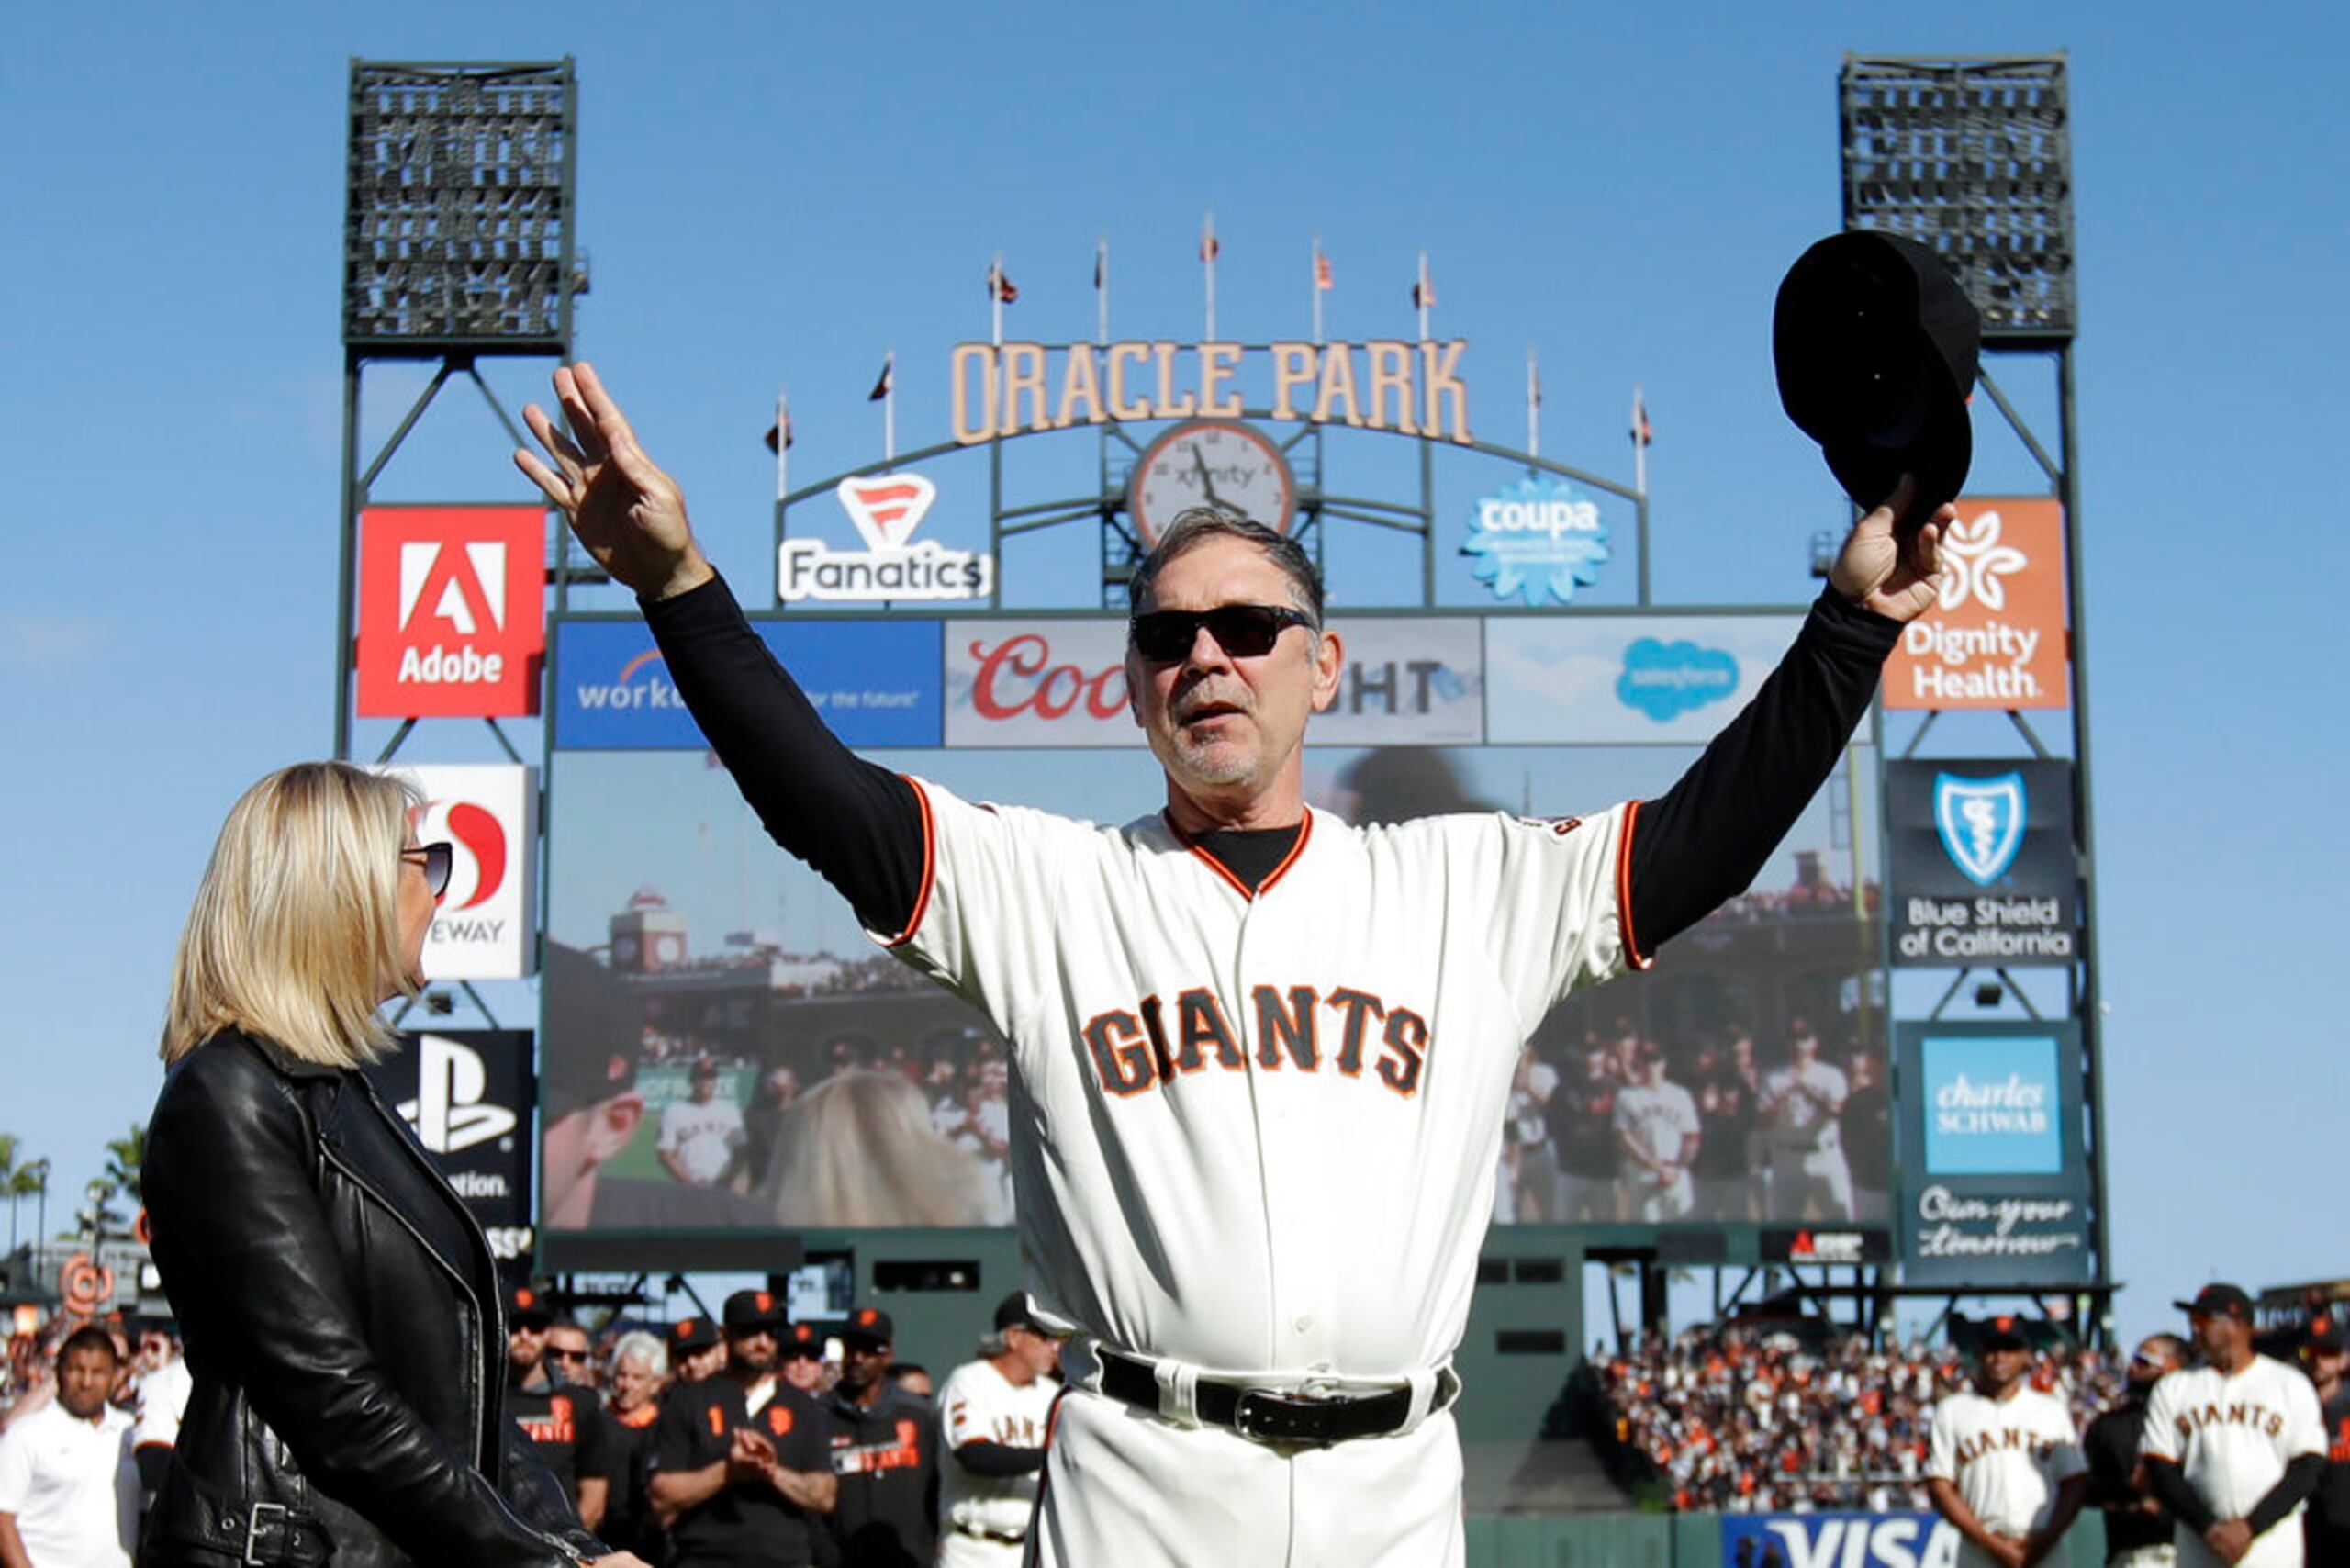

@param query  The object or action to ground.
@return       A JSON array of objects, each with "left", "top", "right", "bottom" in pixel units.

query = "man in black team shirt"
[
  {"left": 519, "top": 362, "right": 1953, "bottom": 1568},
  {"left": 509, "top": 1292, "right": 621, "bottom": 1529},
  {"left": 2084, "top": 1332, "right": 2186, "bottom": 1567},
  {"left": 822, "top": 1308, "right": 939, "bottom": 1568},
  {"left": 2302, "top": 1315, "right": 2350, "bottom": 1563},
  {"left": 652, "top": 1290, "right": 836, "bottom": 1568}
]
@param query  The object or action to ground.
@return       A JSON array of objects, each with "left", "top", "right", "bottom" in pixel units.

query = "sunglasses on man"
[
  {"left": 401, "top": 842, "right": 453, "bottom": 900},
  {"left": 1128, "top": 604, "right": 1315, "bottom": 665}
]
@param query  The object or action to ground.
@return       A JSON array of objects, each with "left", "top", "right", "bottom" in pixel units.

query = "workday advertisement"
[
  {"left": 1483, "top": 613, "right": 1817, "bottom": 746},
  {"left": 554, "top": 619, "right": 944, "bottom": 749},
  {"left": 1895, "top": 1022, "right": 2091, "bottom": 1286}
]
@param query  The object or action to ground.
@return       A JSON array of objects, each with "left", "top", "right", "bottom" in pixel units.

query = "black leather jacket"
[{"left": 143, "top": 1030, "right": 607, "bottom": 1568}]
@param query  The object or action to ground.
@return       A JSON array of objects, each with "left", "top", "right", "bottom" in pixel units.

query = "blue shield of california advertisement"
[{"left": 1932, "top": 770, "right": 2026, "bottom": 887}]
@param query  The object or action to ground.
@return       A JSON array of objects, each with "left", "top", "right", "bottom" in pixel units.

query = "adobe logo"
[{"left": 357, "top": 506, "right": 546, "bottom": 717}]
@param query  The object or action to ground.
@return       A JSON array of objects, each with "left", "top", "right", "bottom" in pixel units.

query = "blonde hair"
[
  {"left": 162, "top": 762, "right": 420, "bottom": 1068},
  {"left": 761, "top": 1070, "right": 992, "bottom": 1226}
]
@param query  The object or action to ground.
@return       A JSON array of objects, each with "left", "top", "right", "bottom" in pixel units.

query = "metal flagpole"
[
  {"left": 774, "top": 389, "right": 789, "bottom": 500},
  {"left": 1202, "top": 210, "right": 1217, "bottom": 340},
  {"left": 1312, "top": 237, "right": 1325, "bottom": 345},
  {"left": 1416, "top": 252, "right": 1431, "bottom": 342},
  {"left": 1095, "top": 238, "right": 1109, "bottom": 346},
  {"left": 1527, "top": 347, "right": 1540, "bottom": 460},
  {"left": 884, "top": 350, "right": 896, "bottom": 465},
  {"left": 1632, "top": 385, "right": 1648, "bottom": 495},
  {"left": 991, "top": 253, "right": 1004, "bottom": 348}
]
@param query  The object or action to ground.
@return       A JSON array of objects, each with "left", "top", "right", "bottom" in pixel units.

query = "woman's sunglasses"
[
  {"left": 402, "top": 842, "right": 454, "bottom": 900},
  {"left": 1128, "top": 604, "right": 1315, "bottom": 664}
]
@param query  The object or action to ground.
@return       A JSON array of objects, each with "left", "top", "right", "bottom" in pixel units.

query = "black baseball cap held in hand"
[{"left": 1774, "top": 230, "right": 1982, "bottom": 526}]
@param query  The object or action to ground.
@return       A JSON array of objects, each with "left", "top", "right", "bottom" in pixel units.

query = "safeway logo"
[
  {"left": 838, "top": 475, "right": 937, "bottom": 551},
  {"left": 382, "top": 763, "right": 536, "bottom": 980},
  {"left": 357, "top": 506, "right": 545, "bottom": 718},
  {"left": 416, "top": 795, "right": 508, "bottom": 912},
  {"left": 397, "top": 1034, "right": 518, "bottom": 1154}
]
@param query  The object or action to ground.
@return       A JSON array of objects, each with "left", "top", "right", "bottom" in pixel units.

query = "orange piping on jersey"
[
  {"left": 883, "top": 775, "right": 938, "bottom": 949},
  {"left": 1162, "top": 807, "right": 1315, "bottom": 901},
  {"left": 1617, "top": 801, "right": 1651, "bottom": 971}
]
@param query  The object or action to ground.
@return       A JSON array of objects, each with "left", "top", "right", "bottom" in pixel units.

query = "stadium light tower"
[
  {"left": 332, "top": 59, "right": 587, "bottom": 762},
  {"left": 1843, "top": 55, "right": 2109, "bottom": 1331}
]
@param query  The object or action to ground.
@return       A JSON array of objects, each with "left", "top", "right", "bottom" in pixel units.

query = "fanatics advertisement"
[
  {"left": 1483, "top": 614, "right": 1819, "bottom": 746},
  {"left": 777, "top": 474, "right": 995, "bottom": 603},
  {"left": 1885, "top": 760, "right": 2078, "bottom": 968},
  {"left": 541, "top": 733, "right": 1871, "bottom": 1244},
  {"left": 381, "top": 764, "right": 536, "bottom": 980},
  {"left": 365, "top": 1031, "right": 536, "bottom": 1274},
  {"left": 1719, "top": 1512, "right": 1960, "bottom": 1567},
  {"left": 1895, "top": 1022, "right": 2092, "bottom": 1286},
  {"left": 1881, "top": 498, "right": 2069, "bottom": 712},
  {"left": 355, "top": 504, "right": 547, "bottom": 718}
]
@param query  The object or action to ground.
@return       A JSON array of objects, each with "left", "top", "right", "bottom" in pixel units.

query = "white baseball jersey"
[
  {"left": 655, "top": 1096, "right": 744, "bottom": 1184},
  {"left": 934, "top": 1358, "right": 1057, "bottom": 1547},
  {"left": 1760, "top": 1058, "right": 1848, "bottom": 1151},
  {"left": 883, "top": 781, "right": 1638, "bottom": 1566},
  {"left": 1927, "top": 1385, "right": 2087, "bottom": 1567},
  {"left": 2143, "top": 1356, "right": 2325, "bottom": 1568},
  {"left": 1612, "top": 1080, "right": 1699, "bottom": 1175}
]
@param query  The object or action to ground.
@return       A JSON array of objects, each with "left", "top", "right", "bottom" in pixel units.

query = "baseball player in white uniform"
[
  {"left": 655, "top": 1058, "right": 744, "bottom": 1186},
  {"left": 1927, "top": 1326, "right": 2089, "bottom": 1568},
  {"left": 2143, "top": 1284, "right": 2326, "bottom": 1568},
  {"left": 519, "top": 363, "right": 1956, "bottom": 1566},
  {"left": 1611, "top": 1043, "right": 1699, "bottom": 1221},
  {"left": 936, "top": 1294, "right": 1063, "bottom": 1566},
  {"left": 1756, "top": 1023, "right": 1854, "bottom": 1220}
]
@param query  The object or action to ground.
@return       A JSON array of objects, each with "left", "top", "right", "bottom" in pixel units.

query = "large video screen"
[{"left": 543, "top": 731, "right": 1885, "bottom": 1239}]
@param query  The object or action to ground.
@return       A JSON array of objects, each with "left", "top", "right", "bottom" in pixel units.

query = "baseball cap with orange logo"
[
  {"left": 844, "top": 1306, "right": 895, "bottom": 1348},
  {"left": 722, "top": 1289, "right": 785, "bottom": 1335}
]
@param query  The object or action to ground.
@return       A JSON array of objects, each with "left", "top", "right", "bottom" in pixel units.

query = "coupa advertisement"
[
  {"left": 1895, "top": 1022, "right": 2092, "bottom": 1286},
  {"left": 1721, "top": 1512, "right": 1961, "bottom": 1568}
]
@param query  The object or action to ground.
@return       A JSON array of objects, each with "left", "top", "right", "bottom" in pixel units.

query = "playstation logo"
[{"left": 397, "top": 1034, "right": 518, "bottom": 1154}]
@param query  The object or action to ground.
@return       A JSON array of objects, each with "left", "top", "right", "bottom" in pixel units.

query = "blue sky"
[{"left": 3, "top": 1, "right": 2344, "bottom": 1340}]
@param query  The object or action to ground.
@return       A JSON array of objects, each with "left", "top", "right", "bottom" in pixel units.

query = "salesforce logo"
[{"left": 1617, "top": 638, "right": 1739, "bottom": 722}]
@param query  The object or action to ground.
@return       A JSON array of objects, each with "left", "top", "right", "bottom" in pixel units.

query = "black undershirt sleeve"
[
  {"left": 951, "top": 1439, "right": 1047, "bottom": 1477},
  {"left": 641, "top": 573, "right": 926, "bottom": 935},
  {"left": 2145, "top": 1458, "right": 2220, "bottom": 1535},
  {"left": 1625, "top": 586, "right": 1901, "bottom": 954},
  {"left": 2245, "top": 1451, "right": 2324, "bottom": 1537}
]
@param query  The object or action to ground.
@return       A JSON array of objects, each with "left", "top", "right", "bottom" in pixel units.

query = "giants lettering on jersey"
[
  {"left": 519, "top": 1394, "right": 577, "bottom": 1446},
  {"left": 1080, "top": 983, "right": 1431, "bottom": 1099},
  {"left": 1953, "top": 1426, "right": 2062, "bottom": 1467},
  {"left": 2174, "top": 1401, "right": 2288, "bottom": 1442},
  {"left": 834, "top": 1419, "right": 925, "bottom": 1473}
]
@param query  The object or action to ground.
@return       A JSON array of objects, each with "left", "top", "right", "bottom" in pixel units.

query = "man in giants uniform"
[
  {"left": 2143, "top": 1284, "right": 2324, "bottom": 1568},
  {"left": 935, "top": 1294, "right": 1061, "bottom": 1566},
  {"left": 1756, "top": 1022, "right": 1853, "bottom": 1220},
  {"left": 520, "top": 362, "right": 1956, "bottom": 1567},
  {"left": 1611, "top": 1042, "right": 1700, "bottom": 1222},
  {"left": 822, "top": 1308, "right": 939, "bottom": 1568},
  {"left": 1927, "top": 1327, "right": 2089, "bottom": 1568}
]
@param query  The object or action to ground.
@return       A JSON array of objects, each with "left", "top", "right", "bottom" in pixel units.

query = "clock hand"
[{"left": 1192, "top": 444, "right": 1222, "bottom": 508}]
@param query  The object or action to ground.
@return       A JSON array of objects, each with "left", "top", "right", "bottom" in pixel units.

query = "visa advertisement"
[
  {"left": 1896, "top": 1022, "right": 2092, "bottom": 1286},
  {"left": 1721, "top": 1512, "right": 1960, "bottom": 1568},
  {"left": 554, "top": 618, "right": 943, "bottom": 749},
  {"left": 1483, "top": 613, "right": 1819, "bottom": 746}
]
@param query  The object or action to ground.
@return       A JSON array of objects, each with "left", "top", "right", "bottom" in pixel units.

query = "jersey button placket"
[{"left": 1237, "top": 884, "right": 1336, "bottom": 1371}]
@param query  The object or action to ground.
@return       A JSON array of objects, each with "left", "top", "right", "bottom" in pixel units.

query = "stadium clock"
[{"left": 1126, "top": 420, "right": 1296, "bottom": 546}]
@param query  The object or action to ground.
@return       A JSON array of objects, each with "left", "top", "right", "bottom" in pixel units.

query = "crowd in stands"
[{"left": 1591, "top": 1323, "right": 2124, "bottom": 1513}]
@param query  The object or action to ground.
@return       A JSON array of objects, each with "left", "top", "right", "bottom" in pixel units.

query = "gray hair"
[
  {"left": 1127, "top": 507, "right": 1324, "bottom": 625},
  {"left": 609, "top": 1329, "right": 668, "bottom": 1380}
]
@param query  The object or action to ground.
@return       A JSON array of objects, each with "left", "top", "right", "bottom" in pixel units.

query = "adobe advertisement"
[
  {"left": 1895, "top": 1022, "right": 2092, "bottom": 1285},
  {"left": 355, "top": 504, "right": 547, "bottom": 717},
  {"left": 1884, "top": 760, "right": 2077, "bottom": 968},
  {"left": 1881, "top": 498, "right": 2069, "bottom": 711},
  {"left": 381, "top": 763, "right": 537, "bottom": 980}
]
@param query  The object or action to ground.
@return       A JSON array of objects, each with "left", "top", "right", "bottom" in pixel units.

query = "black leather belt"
[
  {"left": 951, "top": 1520, "right": 1028, "bottom": 1544},
  {"left": 178, "top": 1499, "right": 333, "bottom": 1567},
  {"left": 1096, "top": 1350, "right": 1457, "bottom": 1447}
]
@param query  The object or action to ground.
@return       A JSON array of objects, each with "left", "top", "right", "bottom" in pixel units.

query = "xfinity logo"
[{"left": 397, "top": 1034, "right": 518, "bottom": 1154}]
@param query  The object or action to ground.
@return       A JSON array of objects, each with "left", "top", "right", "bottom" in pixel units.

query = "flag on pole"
[
  {"left": 1093, "top": 238, "right": 1110, "bottom": 345},
  {"left": 1631, "top": 387, "right": 1654, "bottom": 446},
  {"left": 1199, "top": 211, "right": 1220, "bottom": 263},
  {"left": 1315, "top": 249, "right": 1334, "bottom": 290},
  {"left": 1410, "top": 252, "right": 1436, "bottom": 308},
  {"left": 987, "top": 259, "right": 1019, "bottom": 304},
  {"left": 868, "top": 353, "right": 895, "bottom": 401},
  {"left": 1093, "top": 240, "right": 1106, "bottom": 290},
  {"left": 762, "top": 410, "right": 794, "bottom": 453}
]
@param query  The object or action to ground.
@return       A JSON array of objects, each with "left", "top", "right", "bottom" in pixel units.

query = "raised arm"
[
  {"left": 1626, "top": 479, "right": 1953, "bottom": 953},
  {"left": 517, "top": 364, "right": 926, "bottom": 935}
]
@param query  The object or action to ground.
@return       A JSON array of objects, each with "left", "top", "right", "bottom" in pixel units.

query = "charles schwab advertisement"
[{"left": 1894, "top": 1022, "right": 2091, "bottom": 1286}]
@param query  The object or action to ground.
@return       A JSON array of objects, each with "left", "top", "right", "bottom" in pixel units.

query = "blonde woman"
[
  {"left": 141, "top": 763, "right": 647, "bottom": 1568},
  {"left": 761, "top": 1070, "right": 995, "bottom": 1227}
]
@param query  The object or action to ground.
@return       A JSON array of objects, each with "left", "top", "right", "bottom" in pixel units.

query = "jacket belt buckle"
[
  {"left": 243, "top": 1501, "right": 290, "bottom": 1566},
  {"left": 1230, "top": 1387, "right": 1334, "bottom": 1446}
]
